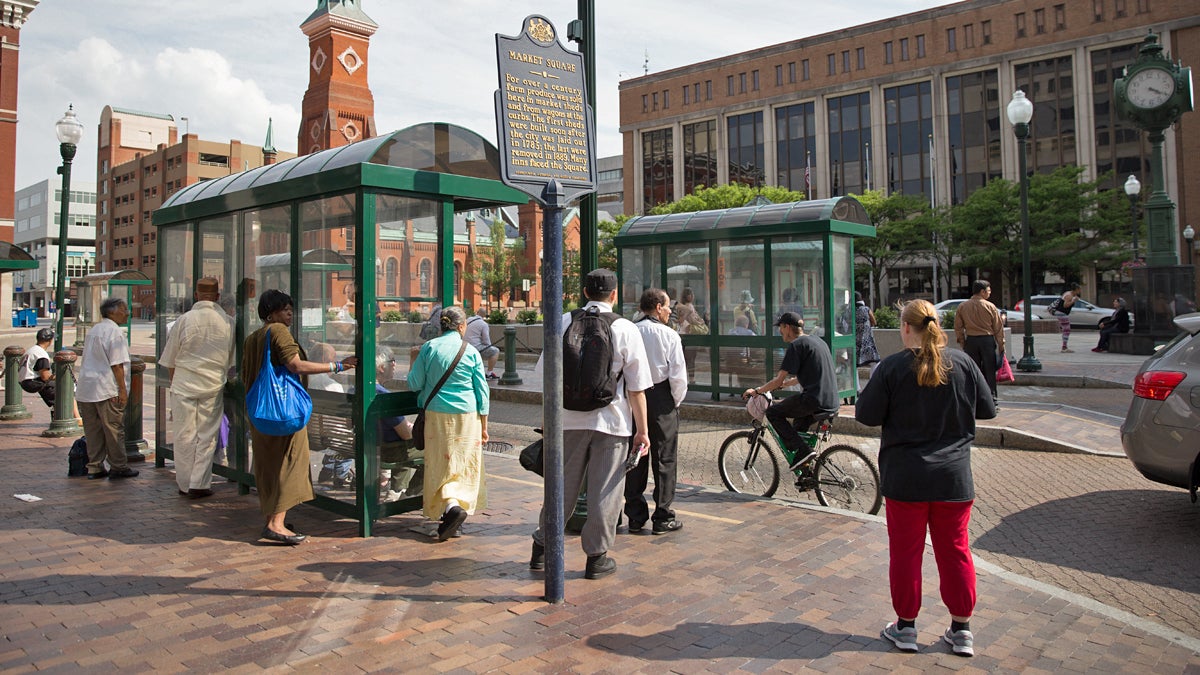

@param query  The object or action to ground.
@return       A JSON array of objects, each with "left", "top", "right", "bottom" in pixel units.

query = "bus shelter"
[
  {"left": 72, "top": 270, "right": 151, "bottom": 346},
  {"left": 614, "top": 197, "right": 874, "bottom": 401},
  {"left": 152, "top": 123, "right": 528, "bottom": 536}
]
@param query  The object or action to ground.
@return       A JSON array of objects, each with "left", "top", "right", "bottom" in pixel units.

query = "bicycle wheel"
[
  {"left": 813, "top": 444, "right": 882, "bottom": 514},
  {"left": 717, "top": 430, "right": 780, "bottom": 498}
]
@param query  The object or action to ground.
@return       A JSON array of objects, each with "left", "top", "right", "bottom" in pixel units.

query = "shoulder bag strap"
[{"left": 422, "top": 339, "right": 467, "bottom": 412}]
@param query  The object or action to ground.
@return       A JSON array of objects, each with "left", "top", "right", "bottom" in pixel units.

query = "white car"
[
  {"left": 933, "top": 299, "right": 1025, "bottom": 324},
  {"left": 1014, "top": 295, "right": 1118, "bottom": 328}
]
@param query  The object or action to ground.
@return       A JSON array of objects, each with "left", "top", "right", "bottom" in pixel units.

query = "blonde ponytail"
[{"left": 900, "top": 299, "right": 950, "bottom": 387}]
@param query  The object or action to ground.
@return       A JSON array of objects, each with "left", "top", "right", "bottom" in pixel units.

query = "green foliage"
[
  {"left": 326, "top": 308, "right": 340, "bottom": 322},
  {"left": 487, "top": 309, "right": 509, "bottom": 324},
  {"left": 648, "top": 183, "right": 806, "bottom": 215},
  {"left": 597, "top": 216, "right": 625, "bottom": 272},
  {"left": 381, "top": 310, "right": 404, "bottom": 322},
  {"left": 853, "top": 189, "right": 930, "bottom": 300},
  {"left": 406, "top": 310, "right": 424, "bottom": 323},
  {"left": 465, "top": 218, "right": 526, "bottom": 309},
  {"left": 873, "top": 306, "right": 899, "bottom": 329},
  {"left": 516, "top": 308, "right": 541, "bottom": 325},
  {"left": 940, "top": 308, "right": 956, "bottom": 330}
]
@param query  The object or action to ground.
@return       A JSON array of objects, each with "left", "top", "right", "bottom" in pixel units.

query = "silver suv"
[{"left": 1121, "top": 312, "right": 1200, "bottom": 501}]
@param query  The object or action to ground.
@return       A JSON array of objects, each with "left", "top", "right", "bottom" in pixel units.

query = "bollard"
[
  {"left": 43, "top": 350, "right": 82, "bottom": 437},
  {"left": 0, "top": 346, "right": 31, "bottom": 420},
  {"left": 123, "top": 356, "right": 148, "bottom": 462},
  {"left": 499, "top": 326, "right": 523, "bottom": 385}
]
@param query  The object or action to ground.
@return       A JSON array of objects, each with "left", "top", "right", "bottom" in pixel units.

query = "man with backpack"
[{"left": 530, "top": 268, "right": 652, "bottom": 580}]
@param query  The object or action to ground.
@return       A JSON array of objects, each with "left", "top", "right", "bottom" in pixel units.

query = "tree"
[
  {"left": 597, "top": 215, "right": 626, "bottom": 271},
  {"left": 465, "top": 218, "right": 522, "bottom": 309},
  {"left": 648, "top": 183, "right": 805, "bottom": 214},
  {"left": 852, "top": 189, "right": 928, "bottom": 306}
]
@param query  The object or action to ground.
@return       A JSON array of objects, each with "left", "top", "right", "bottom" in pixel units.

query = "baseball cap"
[
  {"left": 584, "top": 268, "right": 618, "bottom": 294},
  {"left": 774, "top": 311, "right": 803, "bottom": 328},
  {"left": 36, "top": 328, "right": 56, "bottom": 342}
]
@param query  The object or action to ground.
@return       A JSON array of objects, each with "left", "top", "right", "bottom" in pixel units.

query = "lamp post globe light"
[
  {"left": 1184, "top": 224, "right": 1195, "bottom": 266},
  {"left": 1007, "top": 90, "right": 1041, "bottom": 372},
  {"left": 1124, "top": 175, "right": 1142, "bottom": 262}
]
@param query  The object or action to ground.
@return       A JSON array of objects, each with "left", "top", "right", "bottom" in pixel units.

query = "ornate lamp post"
[
  {"left": 1185, "top": 224, "right": 1195, "bottom": 266},
  {"left": 1008, "top": 90, "right": 1041, "bottom": 372},
  {"left": 53, "top": 105, "right": 83, "bottom": 351},
  {"left": 1124, "top": 175, "right": 1142, "bottom": 261}
]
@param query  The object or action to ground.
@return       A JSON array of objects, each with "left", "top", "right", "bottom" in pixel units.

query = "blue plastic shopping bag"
[{"left": 246, "top": 328, "right": 312, "bottom": 436}]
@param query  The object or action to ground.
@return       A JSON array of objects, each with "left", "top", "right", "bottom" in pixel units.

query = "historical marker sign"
[{"left": 495, "top": 15, "right": 596, "bottom": 206}]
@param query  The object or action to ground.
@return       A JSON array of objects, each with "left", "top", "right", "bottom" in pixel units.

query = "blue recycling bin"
[{"left": 16, "top": 308, "right": 36, "bottom": 327}]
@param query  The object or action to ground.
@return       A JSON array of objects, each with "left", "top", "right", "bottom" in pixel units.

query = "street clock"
[
  {"left": 1115, "top": 33, "right": 1194, "bottom": 129},
  {"left": 1126, "top": 68, "right": 1175, "bottom": 109}
]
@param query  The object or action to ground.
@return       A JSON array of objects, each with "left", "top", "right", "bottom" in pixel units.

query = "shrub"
[
  {"left": 487, "top": 309, "right": 509, "bottom": 324},
  {"left": 381, "top": 310, "right": 404, "bottom": 322},
  {"left": 407, "top": 310, "right": 424, "bottom": 323},
  {"left": 326, "top": 309, "right": 340, "bottom": 322},
  {"left": 516, "top": 308, "right": 541, "bottom": 325},
  {"left": 940, "top": 308, "right": 956, "bottom": 330},
  {"left": 873, "top": 306, "right": 899, "bottom": 329}
]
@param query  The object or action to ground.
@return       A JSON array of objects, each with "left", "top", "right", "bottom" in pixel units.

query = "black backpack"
[
  {"left": 68, "top": 436, "right": 88, "bottom": 477},
  {"left": 563, "top": 306, "right": 621, "bottom": 411}
]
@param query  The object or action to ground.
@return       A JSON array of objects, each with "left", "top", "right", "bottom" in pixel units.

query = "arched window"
[
  {"left": 453, "top": 261, "right": 463, "bottom": 302},
  {"left": 385, "top": 257, "right": 398, "bottom": 296},
  {"left": 419, "top": 258, "right": 432, "bottom": 297}
]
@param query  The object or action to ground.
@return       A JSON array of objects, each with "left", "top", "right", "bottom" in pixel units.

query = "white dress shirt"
[
  {"left": 159, "top": 300, "right": 235, "bottom": 398},
  {"left": 76, "top": 318, "right": 131, "bottom": 403},
  {"left": 634, "top": 315, "right": 688, "bottom": 407}
]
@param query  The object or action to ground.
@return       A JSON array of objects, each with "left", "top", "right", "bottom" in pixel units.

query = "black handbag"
[
  {"left": 411, "top": 340, "right": 466, "bottom": 451},
  {"left": 518, "top": 439, "right": 544, "bottom": 477}
]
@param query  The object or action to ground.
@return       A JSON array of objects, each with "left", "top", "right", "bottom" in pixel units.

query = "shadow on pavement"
[
  {"left": 586, "top": 621, "right": 890, "bottom": 660},
  {"left": 973, "top": 489, "right": 1200, "bottom": 593}
]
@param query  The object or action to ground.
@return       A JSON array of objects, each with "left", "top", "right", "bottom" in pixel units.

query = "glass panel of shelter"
[
  {"left": 831, "top": 234, "right": 857, "bottom": 394},
  {"left": 666, "top": 243, "right": 710, "bottom": 390},
  {"left": 154, "top": 223, "right": 195, "bottom": 459},
  {"left": 375, "top": 194, "right": 440, "bottom": 386}
]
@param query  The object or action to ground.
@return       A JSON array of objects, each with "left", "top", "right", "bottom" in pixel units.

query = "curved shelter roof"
[
  {"left": 0, "top": 241, "right": 37, "bottom": 272},
  {"left": 155, "top": 123, "right": 528, "bottom": 225},
  {"left": 614, "top": 196, "right": 873, "bottom": 246}
]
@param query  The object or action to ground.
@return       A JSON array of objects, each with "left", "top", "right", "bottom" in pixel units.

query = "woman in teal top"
[{"left": 409, "top": 305, "right": 489, "bottom": 541}]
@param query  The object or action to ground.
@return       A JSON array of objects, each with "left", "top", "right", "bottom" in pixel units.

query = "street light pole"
[
  {"left": 1184, "top": 224, "right": 1195, "bottom": 266},
  {"left": 1124, "top": 175, "right": 1141, "bottom": 262},
  {"left": 53, "top": 105, "right": 83, "bottom": 352},
  {"left": 1008, "top": 90, "right": 1041, "bottom": 372}
]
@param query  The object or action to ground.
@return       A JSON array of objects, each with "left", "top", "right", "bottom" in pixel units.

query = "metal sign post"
[{"left": 495, "top": 14, "right": 596, "bottom": 604}]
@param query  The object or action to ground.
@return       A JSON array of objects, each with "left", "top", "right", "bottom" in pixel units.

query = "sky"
[{"left": 14, "top": 0, "right": 949, "bottom": 189}]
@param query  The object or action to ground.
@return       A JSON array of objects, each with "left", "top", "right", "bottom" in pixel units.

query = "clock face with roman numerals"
[{"left": 1127, "top": 67, "right": 1176, "bottom": 109}]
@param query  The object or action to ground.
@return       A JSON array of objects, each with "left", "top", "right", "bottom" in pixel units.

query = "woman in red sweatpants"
[{"left": 855, "top": 298, "right": 997, "bottom": 657}]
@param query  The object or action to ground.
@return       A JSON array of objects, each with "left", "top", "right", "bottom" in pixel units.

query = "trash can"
[{"left": 17, "top": 308, "right": 37, "bottom": 327}]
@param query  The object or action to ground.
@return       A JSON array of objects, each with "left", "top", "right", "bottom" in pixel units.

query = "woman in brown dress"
[{"left": 242, "top": 289, "right": 357, "bottom": 545}]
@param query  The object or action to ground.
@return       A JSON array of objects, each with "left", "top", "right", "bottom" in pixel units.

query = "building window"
[
  {"left": 827, "top": 53, "right": 836, "bottom": 75},
  {"left": 826, "top": 92, "right": 871, "bottom": 196},
  {"left": 964, "top": 23, "right": 975, "bottom": 48},
  {"left": 885, "top": 41, "right": 894, "bottom": 64},
  {"left": 947, "top": 27, "right": 957, "bottom": 51},
  {"left": 775, "top": 102, "right": 816, "bottom": 195},
  {"left": 982, "top": 20, "right": 992, "bottom": 44},
  {"left": 663, "top": 89, "right": 670, "bottom": 109},
  {"left": 727, "top": 111, "right": 765, "bottom": 187},
  {"left": 738, "top": 72, "right": 746, "bottom": 94},
  {"left": 802, "top": 59, "right": 810, "bottom": 81},
  {"left": 775, "top": 64, "right": 783, "bottom": 87},
  {"left": 788, "top": 61, "right": 797, "bottom": 83},
  {"left": 900, "top": 38, "right": 910, "bottom": 61},
  {"left": 418, "top": 259, "right": 431, "bottom": 297},
  {"left": 683, "top": 120, "right": 718, "bottom": 195},
  {"left": 642, "top": 94, "right": 648, "bottom": 112},
  {"left": 652, "top": 92, "right": 658, "bottom": 110},
  {"left": 705, "top": 80, "right": 713, "bottom": 100},
  {"left": 1014, "top": 55, "right": 1077, "bottom": 173},
  {"left": 884, "top": 81, "right": 933, "bottom": 201},
  {"left": 694, "top": 82, "right": 701, "bottom": 102},
  {"left": 727, "top": 75, "right": 735, "bottom": 96},
  {"left": 453, "top": 261, "right": 463, "bottom": 302},
  {"left": 752, "top": 70, "right": 760, "bottom": 91},
  {"left": 856, "top": 47, "right": 865, "bottom": 70},
  {"left": 1091, "top": 44, "right": 1149, "bottom": 193},
  {"left": 1015, "top": 12, "right": 1027, "bottom": 38},
  {"left": 385, "top": 257, "right": 398, "bottom": 296},
  {"left": 1054, "top": 4, "right": 1066, "bottom": 29},
  {"left": 1093, "top": 0, "right": 1104, "bottom": 20},
  {"left": 842, "top": 50, "right": 851, "bottom": 73},
  {"left": 642, "top": 128, "right": 674, "bottom": 212},
  {"left": 1115, "top": 0, "right": 1127, "bottom": 18},
  {"left": 916, "top": 35, "right": 926, "bottom": 58},
  {"left": 1136, "top": 0, "right": 1148, "bottom": 14},
  {"left": 683, "top": 85, "right": 690, "bottom": 105},
  {"left": 1034, "top": 8, "right": 1045, "bottom": 34}
]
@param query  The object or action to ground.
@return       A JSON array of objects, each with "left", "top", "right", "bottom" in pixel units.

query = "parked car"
[
  {"left": 1121, "top": 312, "right": 1200, "bottom": 500},
  {"left": 1014, "top": 295, "right": 1116, "bottom": 328},
  {"left": 933, "top": 298, "right": 1024, "bottom": 324}
]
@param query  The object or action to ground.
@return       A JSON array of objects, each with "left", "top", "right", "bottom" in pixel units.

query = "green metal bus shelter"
[
  {"left": 152, "top": 123, "right": 528, "bottom": 536},
  {"left": 614, "top": 197, "right": 874, "bottom": 401}
]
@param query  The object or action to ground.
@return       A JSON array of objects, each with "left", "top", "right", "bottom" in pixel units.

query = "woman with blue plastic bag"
[{"left": 241, "top": 289, "right": 357, "bottom": 545}]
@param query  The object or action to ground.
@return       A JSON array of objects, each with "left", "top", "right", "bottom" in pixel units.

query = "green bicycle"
[{"left": 717, "top": 397, "right": 882, "bottom": 514}]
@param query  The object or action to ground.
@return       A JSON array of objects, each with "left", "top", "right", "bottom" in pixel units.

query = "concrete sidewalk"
[{"left": 0, "top": 400, "right": 1197, "bottom": 672}]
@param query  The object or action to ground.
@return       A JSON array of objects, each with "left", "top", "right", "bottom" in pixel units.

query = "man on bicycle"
[{"left": 742, "top": 312, "right": 839, "bottom": 470}]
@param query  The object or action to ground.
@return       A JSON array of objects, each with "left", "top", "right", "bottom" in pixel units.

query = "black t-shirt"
[
  {"left": 854, "top": 348, "right": 997, "bottom": 502},
  {"left": 778, "top": 334, "right": 839, "bottom": 414}
]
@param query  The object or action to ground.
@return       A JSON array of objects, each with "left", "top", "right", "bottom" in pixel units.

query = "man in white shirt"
[
  {"left": 76, "top": 297, "right": 137, "bottom": 480},
  {"left": 159, "top": 278, "right": 234, "bottom": 498},
  {"left": 624, "top": 288, "right": 688, "bottom": 535},
  {"left": 465, "top": 308, "right": 500, "bottom": 379},
  {"left": 531, "top": 269, "right": 652, "bottom": 579},
  {"left": 18, "top": 328, "right": 57, "bottom": 408}
]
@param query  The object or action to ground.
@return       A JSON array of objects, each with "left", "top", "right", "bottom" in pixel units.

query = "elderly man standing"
[
  {"left": 77, "top": 297, "right": 138, "bottom": 480},
  {"left": 159, "top": 278, "right": 234, "bottom": 498},
  {"left": 953, "top": 280, "right": 1004, "bottom": 404}
]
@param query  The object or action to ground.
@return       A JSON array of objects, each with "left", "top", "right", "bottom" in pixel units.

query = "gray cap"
[{"left": 36, "top": 328, "right": 56, "bottom": 343}]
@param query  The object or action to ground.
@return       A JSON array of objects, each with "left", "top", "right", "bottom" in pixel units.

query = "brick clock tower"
[{"left": 298, "top": 0, "right": 377, "bottom": 156}]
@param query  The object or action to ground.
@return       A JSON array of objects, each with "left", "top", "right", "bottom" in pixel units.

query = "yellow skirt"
[{"left": 422, "top": 410, "right": 487, "bottom": 520}]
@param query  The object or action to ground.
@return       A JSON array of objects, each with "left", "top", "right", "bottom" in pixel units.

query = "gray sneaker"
[
  {"left": 881, "top": 622, "right": 918, "bottom": 652},
  {"left": 943, "top": 628, "right": 974, "bottom": 657}
]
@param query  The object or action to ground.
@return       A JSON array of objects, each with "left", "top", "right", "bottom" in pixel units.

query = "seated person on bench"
[
  {"left": 742, "top": 312, "right": 839, "bottom": 468},
  {"left": 376, "top": 348, "right": 418, "bottom": 501},
  {"left": 20, "top": 328, "right": 57, "bottom": 408}
]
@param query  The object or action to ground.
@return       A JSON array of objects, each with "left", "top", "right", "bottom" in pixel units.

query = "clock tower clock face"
[{"left": 1127, "top": 68, "right": 1176, "bottom": 109}]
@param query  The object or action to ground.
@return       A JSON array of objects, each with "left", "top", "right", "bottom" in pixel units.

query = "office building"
[{"left": 12, "top": 178, "right": 96, "bottom": 316}]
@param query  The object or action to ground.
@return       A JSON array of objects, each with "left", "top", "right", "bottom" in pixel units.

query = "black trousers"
[
  {"left": 963, "top": 335, "right": 999, "bottom": 399},
  {"left": 624, "top": 380, "right": 679, "bottom": 526},
  {"left": 764, "top": 393, "right": 823, "bottom": 452},
  {"left": 20, "top": 378, "right": 55, "bottom": 408}
]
